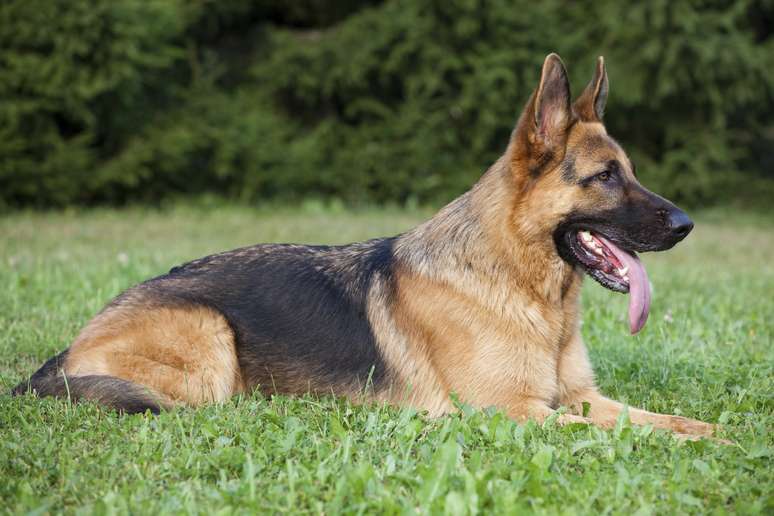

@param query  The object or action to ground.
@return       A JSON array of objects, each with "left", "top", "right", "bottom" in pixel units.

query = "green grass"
[{"left": 1, "top": 205, "right": 772, "bottom": 514}]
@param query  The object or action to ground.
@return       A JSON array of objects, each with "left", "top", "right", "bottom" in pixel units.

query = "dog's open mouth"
[{"left": 569, "top": 230, "right": 651, "bottom": 334}]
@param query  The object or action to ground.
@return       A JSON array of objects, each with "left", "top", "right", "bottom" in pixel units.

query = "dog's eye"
[{"left": 597, "top": 170, "right": 611, "bottom": 182}]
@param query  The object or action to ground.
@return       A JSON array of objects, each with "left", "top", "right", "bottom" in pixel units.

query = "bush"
[
  {"left": 0, "top": 0, "right": 772, "bottom": 208},
  {"left": 0, "top": 0, "right": 184, "bottom": 206}
]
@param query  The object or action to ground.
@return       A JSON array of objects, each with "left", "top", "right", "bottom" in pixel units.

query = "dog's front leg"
[
  {"left": 568, "top": 390, "right": 717, "bottom": 438},
  {"left": 557, "top": 333, "right": 716, "bottom": 438}
]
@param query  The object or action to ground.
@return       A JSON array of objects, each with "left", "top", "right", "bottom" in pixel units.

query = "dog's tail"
[{"left": 11, "top": 351, "right": 169, "bottom": 414}]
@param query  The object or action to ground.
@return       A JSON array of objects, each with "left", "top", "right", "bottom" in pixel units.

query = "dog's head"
[{"left": 508, "top": 54, "right": 693, "bottom": 333}]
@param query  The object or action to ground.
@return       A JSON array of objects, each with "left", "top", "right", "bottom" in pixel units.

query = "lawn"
[{"left": 1, "top": 204, "right": 772, "bottom": 514}]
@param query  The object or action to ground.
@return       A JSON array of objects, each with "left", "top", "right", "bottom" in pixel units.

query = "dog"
[{"left": 13, "top": 54, "right": 716, "bottom": 439}]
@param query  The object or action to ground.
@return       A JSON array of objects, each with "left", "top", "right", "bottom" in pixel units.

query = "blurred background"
[{"left": 1, "top": 0, "right": 772, "bottom": 211}]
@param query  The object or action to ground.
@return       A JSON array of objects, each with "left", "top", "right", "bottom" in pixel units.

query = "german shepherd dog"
[{"left": 13, "top": 54, "right": 717, "bottom": 439}]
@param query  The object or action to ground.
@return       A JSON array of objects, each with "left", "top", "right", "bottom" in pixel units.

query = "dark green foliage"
[
  {"left": 0, "top": 0, "right": 184, "bottom": 206},
  {"left": 1, "top": 0, "right": 772, "bottom": 208}
]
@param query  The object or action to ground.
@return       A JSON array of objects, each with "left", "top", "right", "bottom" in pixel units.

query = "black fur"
[
  {"left": 139, "top": 237, "right": 398, "bottom": 395},
  {"left": 11, "top": 350, "right": 69, "bottom": 396}
]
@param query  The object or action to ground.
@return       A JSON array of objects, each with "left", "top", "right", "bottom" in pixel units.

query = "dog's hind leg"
[
  {"left": 15, "top": 301, "right": 245, "bottom": 412},
  {"left": 62, "top": 303, "right": 245, "bottom": 407},
  {"left": 12, "top": 348, "right": 172, "bottom": 413}
]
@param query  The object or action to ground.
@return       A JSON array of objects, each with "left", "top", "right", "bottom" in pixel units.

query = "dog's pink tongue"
[{"left": 596, "top": 236, "right": 651, "bottom": 334}]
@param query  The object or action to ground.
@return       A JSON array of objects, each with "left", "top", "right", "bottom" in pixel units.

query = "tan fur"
[
  {"left": 65, "top": 300, "right": 243, "bottom": 406},
  {"left": 365, "top": 275, "right": 452, "bottom": 415}
]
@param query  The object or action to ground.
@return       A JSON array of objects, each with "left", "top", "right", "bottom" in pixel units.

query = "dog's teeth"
[
  {"left": 623, "top": 275, "right": 630, "bottom": 283},
  {"left": 593, "top": 246, "right": 604, "bottom": 255},
  {"left": 618, "top": 266, "right": 629, "bottom": 276},
  {"left": 580, "top": 231, "right": 592, "bottom": 242}
]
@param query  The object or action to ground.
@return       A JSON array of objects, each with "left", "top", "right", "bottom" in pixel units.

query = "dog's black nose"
[{"left": 667, "top": 209, "right": 693, "bottom": 240}]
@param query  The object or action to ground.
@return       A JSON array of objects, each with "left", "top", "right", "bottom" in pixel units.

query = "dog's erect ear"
[
  {"left": 574, "top": 56, "right": 608, "bottom": 122},
  {"left": 532, "top": 53, "right": 572, "bottom": 147}
]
